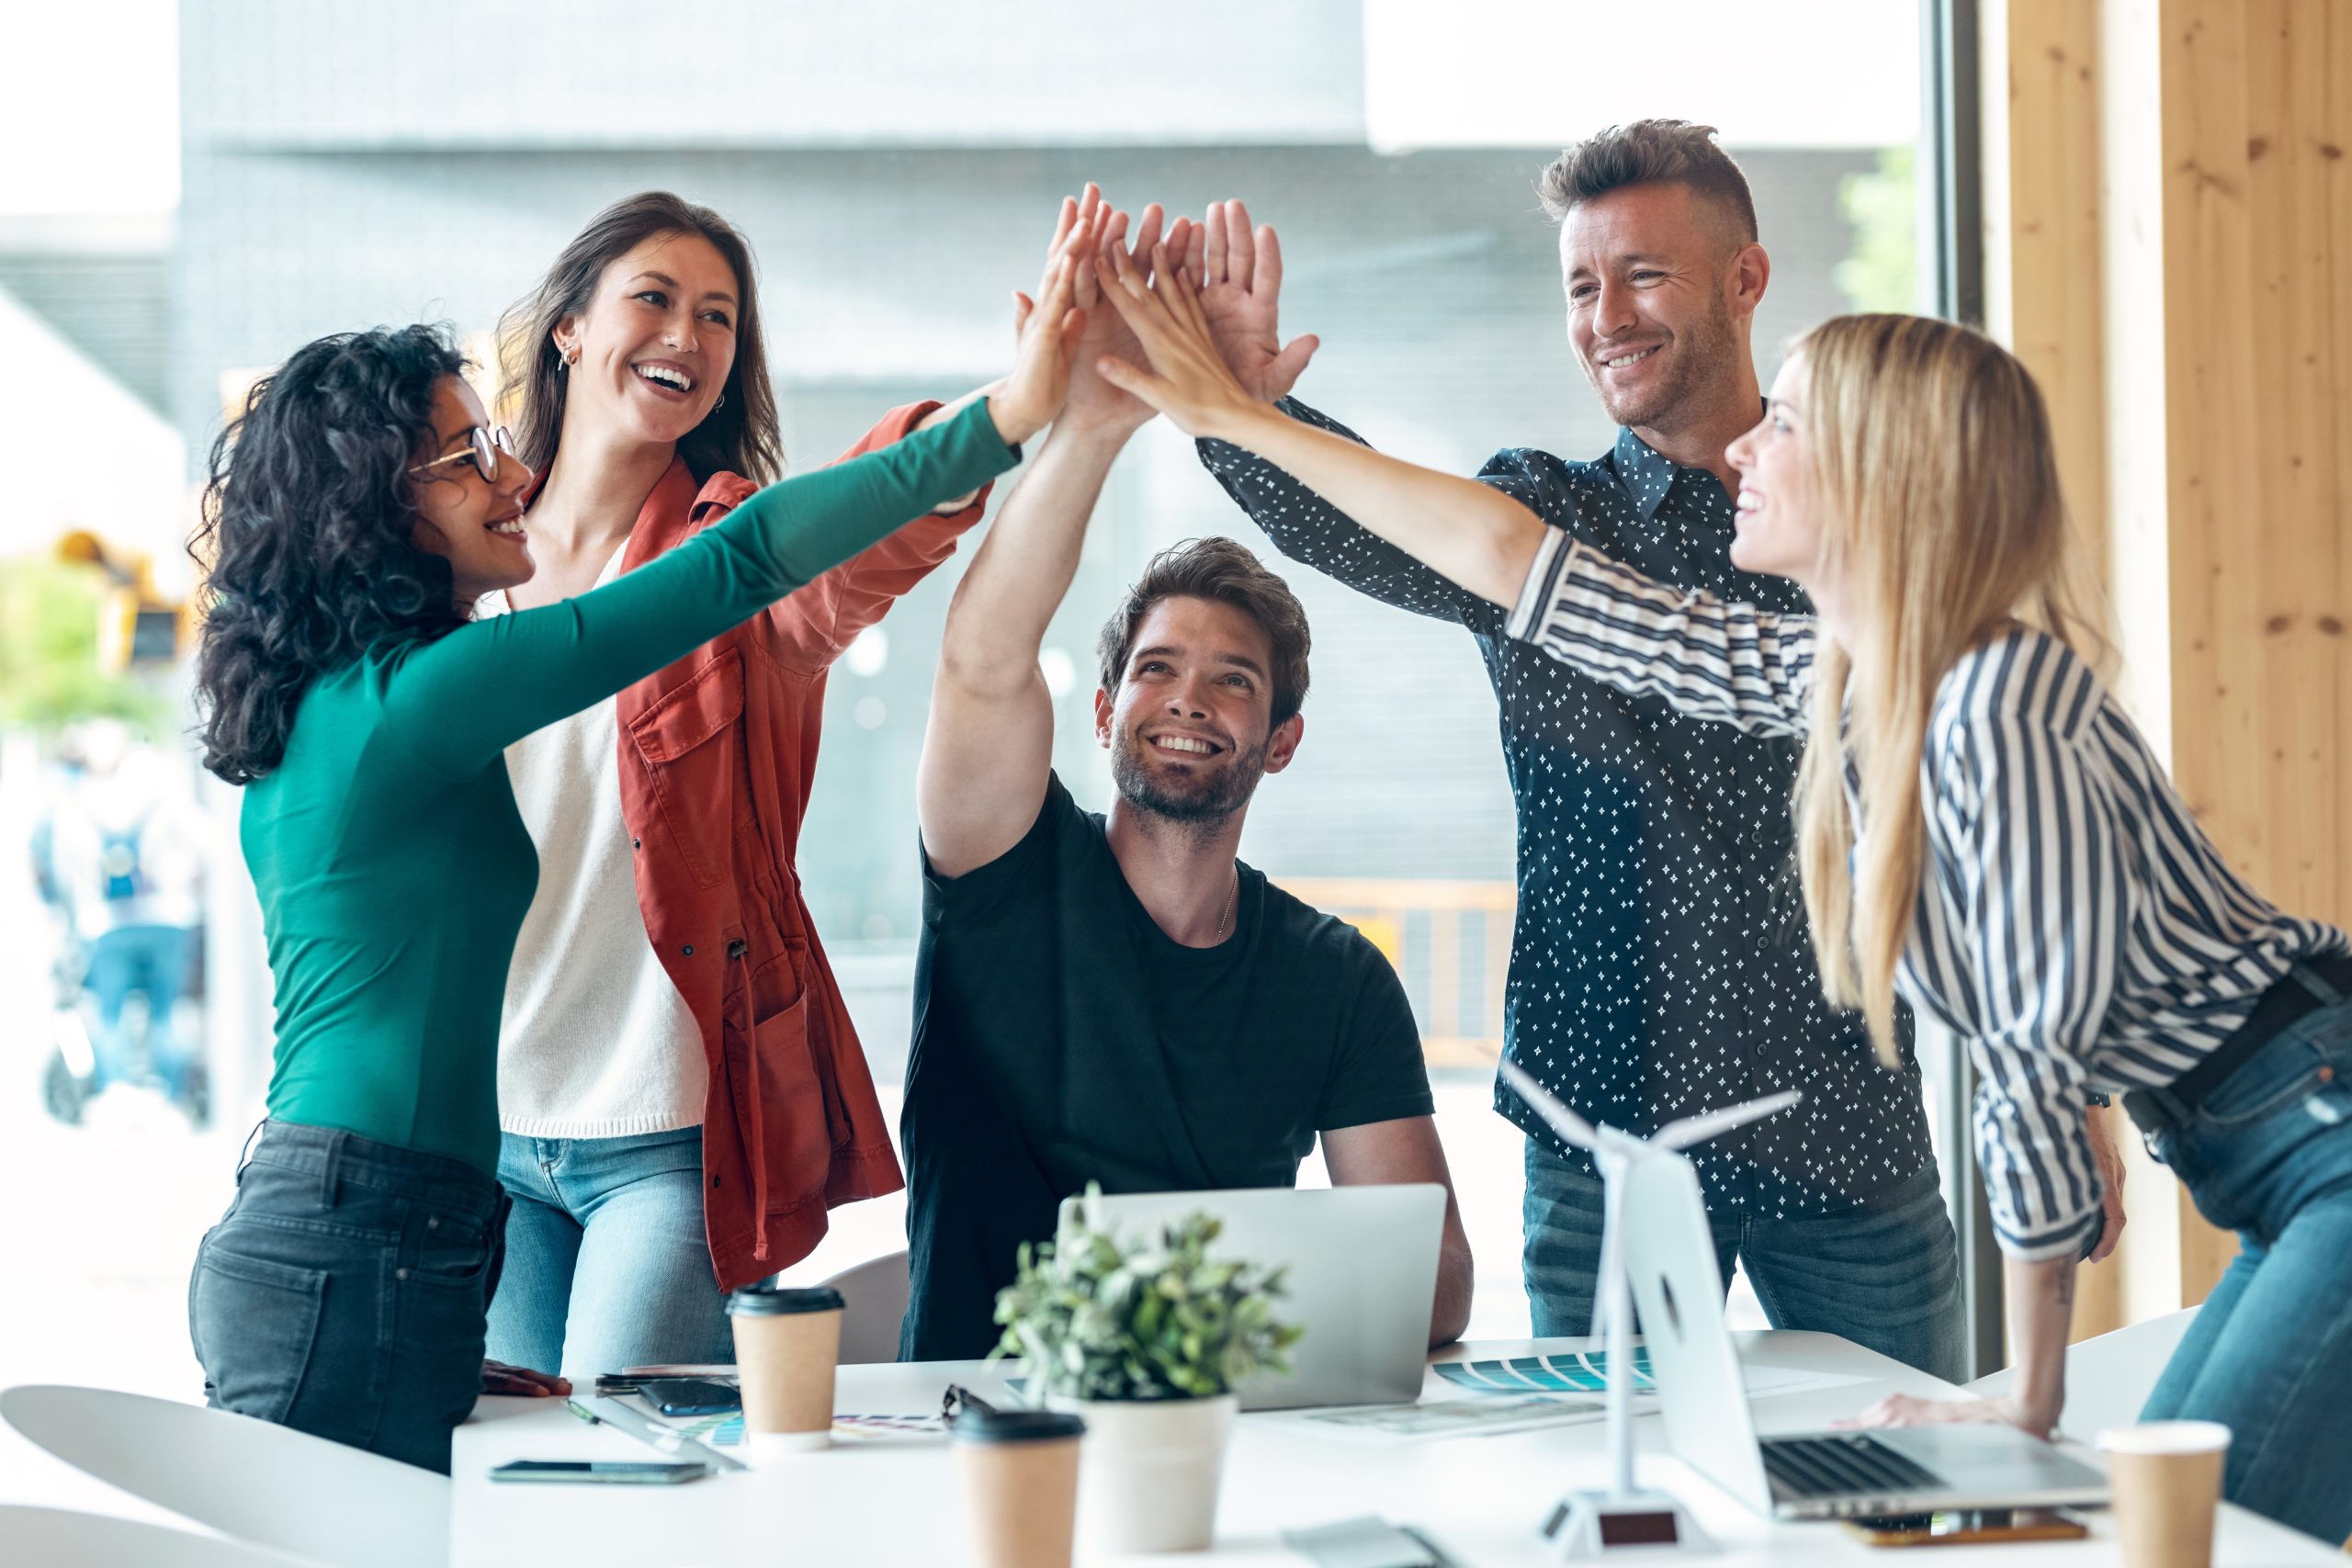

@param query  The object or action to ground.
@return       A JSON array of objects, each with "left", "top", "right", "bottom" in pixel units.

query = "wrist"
[
  {"left": 1200, "top": 398, "right": 1278, "bottom": 449},
  {"left": 1999, "top": 1391, "right": 2059, "bottom": 1438},
  {"left": 985, "top": 393, "right": 1046, "bottom": 450},
  {"left": 1056, "top": 406, "right": 1153, "bottom": 446},
  {"left": 1043, "top": 415, "right": 1143, "bottom": 459}
]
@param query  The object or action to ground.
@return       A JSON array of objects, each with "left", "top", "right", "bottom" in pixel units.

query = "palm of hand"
[
  {"left": 1195, "top": 280, "right": 1285, "bottom": 403},
  {"left": 1067, "top": 290, "right": 1152, "bottom": 426}
]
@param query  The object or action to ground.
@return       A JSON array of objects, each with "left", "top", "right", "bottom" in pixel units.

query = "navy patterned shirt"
[{"left": 1199, "top": 400, "right": 1937, "bottom": 1214}]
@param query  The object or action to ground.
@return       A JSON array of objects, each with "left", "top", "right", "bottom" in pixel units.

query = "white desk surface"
[{"left": 452, "top": 1333, "right": 2339, "bottom": 1566}]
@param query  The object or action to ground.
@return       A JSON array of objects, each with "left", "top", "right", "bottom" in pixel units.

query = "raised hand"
[
  {"left": 1056, "top": 186, "right": 1163, "bottom": 434},
  {"left": 1175, "top": 198, "right": 1319, "bottom": 403},
  {"left": 990, "top": 215, "right": 1093, "bottom": 446},
  {"left": 1093, "top": 243, "right": 1270, "bottom": 444}
]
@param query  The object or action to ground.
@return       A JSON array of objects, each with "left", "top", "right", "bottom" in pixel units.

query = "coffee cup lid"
[
  {"left": 2096, "top": 1419, "right": 2232, "bottom": 1456},
  {"left": 952, "top": 1409, "right": 1086, "bottom": 1445},
  {"left": 726, "top": 1285, "right": 845, "bottom": 1317}
]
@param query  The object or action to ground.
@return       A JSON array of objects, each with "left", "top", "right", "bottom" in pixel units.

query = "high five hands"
[
  {"left": 1087, "top": 197, "right": 1319, "bottom": 442},
  {"left": 996, "top": 187, "right": 1317, "bottom": 446},
  {"left": 988, "top": 208, "right": 1095, "bottom": 447}
]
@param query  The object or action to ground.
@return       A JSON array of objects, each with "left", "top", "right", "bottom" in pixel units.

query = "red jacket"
[{"left": 607, "top": 401, "right": 987, "bottom": 1289}]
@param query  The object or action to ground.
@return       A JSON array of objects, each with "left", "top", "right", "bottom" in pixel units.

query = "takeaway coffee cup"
[
  {"left": 953, "top": 1408, "right": 1086, "bottom": 1568},
  {"left": 2098, "top": 1420, "right": 2231, "bottom": 1568},
  {"left": 725, "top": 1284, "right": 844, "bottom": 1455}
]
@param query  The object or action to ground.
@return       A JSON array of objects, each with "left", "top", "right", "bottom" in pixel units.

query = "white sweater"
[{"left": 481, "top": 561, "right": 708, "bottom": 1138}]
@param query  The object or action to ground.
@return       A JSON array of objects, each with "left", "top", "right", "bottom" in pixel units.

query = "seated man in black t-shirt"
[{"left": 901, "top": 189, "right": 1475, "bottom": 1360}]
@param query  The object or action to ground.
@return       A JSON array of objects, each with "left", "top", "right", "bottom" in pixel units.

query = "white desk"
[{"left": 452, "top": 1334, "right": 2340, "bottom": 1565}]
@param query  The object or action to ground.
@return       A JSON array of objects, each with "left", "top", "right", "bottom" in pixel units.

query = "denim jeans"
[
  {"left": 2140, "top": 976, "right": 2352, "bottom": 1545},
  {"left": 188, "top": 1121, "right": 506, "bottom": 1474},
  {"left": 485, "top": 1127, "right": 733, "bottom": 1380},
  {"left": 1523, "top": 1143, "right": 1966, "bottom": 1383},
  {"left": 85, "top": 924, "right": 198, "bottom": 1095}
]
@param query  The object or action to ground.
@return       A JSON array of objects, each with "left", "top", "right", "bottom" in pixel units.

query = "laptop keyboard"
[{"left": 1760, "top": 1434, "right": 1945, "bottom": 1500}]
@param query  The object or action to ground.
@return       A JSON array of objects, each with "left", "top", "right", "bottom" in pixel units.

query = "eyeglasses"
[{"left": 408, "top": 424, "right": 516, "bottom": 482}]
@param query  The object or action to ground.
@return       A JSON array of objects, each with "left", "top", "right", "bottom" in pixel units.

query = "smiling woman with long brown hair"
[
  {"left": 1093, "top": 270, "right": 2352, "bottom": 1545},
  {"left": 180, "top": 247, "right": 1077, "bottom": 1468},
  {"left": 473, "top": 192, "right": 1120, "bottom": 1382}
]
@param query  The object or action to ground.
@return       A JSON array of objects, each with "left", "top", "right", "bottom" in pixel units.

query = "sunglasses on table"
[{"left": 408, "top": 424, "right": 516, "bottom": 482}]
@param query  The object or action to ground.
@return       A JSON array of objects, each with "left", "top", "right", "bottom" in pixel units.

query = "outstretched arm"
[
  {"left": 761, "top": 399, "right": 997, "bottom": 675},
  {"left": 386, "top": 238, "right": 1088, "bottom": 777},
  {"left": 1170, "top": 203, "right": 1499, "bottom": 624},
  {"left": 920, "top": 192, "right": 1159, "bottom": 878},
  {"left": 1101, "top": 242, "right": 1553, "bottom": 605},
  {"left": 1097, "top": 249, "right": 1815, "bottom": 737}
]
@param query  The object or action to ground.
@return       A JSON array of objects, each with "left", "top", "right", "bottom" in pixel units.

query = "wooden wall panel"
[
  {"left": 2159, "top": 0, "right": 2352, "bottom": 1300},
  {"left": 1987, "top": 0, "right": 2352, "bottom": 1325}
]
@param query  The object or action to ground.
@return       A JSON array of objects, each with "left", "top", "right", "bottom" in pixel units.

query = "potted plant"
[{"left": 990, "top": 1186, "right": 1303, "bottom": 1553}]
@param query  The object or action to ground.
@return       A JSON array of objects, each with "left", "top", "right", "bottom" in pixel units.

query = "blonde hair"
[{"left": 1790, "top": 314, "right": 2113, "bottom": 1066}]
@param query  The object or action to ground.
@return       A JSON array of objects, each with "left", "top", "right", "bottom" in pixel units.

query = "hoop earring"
[{"left": 715, "top": 391, "right": 726, "bottom": 411}]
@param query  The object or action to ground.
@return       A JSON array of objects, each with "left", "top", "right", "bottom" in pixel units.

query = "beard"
[
  {"left": 1587, "top": 290, "right": 1741, "bottom": 432},
  {"left": 1109, "top": 726, "right": 1269, "bottom": 829}
]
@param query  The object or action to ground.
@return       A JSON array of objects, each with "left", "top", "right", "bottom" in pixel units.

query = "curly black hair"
[{"left": 189, "top": 325, "right": 472, "bottom": 784}]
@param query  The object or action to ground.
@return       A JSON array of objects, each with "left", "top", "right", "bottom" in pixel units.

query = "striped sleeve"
[
  {"left": 1504, "top": 533, "right": 1815, "bottom": 737},
  {"left": 1945, "top": 647, "right": 2123, "bottom": 1260}
]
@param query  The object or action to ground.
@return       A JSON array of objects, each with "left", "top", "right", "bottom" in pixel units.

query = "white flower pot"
[{"left": 1051, "top": 1393, "right": 1238, "bottom": 1553}]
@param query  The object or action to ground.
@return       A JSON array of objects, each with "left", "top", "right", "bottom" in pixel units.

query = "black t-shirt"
[{"left": 899, "top": 773, "right": 1436, "bottom": 1360}]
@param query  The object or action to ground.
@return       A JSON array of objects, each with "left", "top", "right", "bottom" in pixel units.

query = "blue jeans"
[
  {"left": 85, "top": 924, "right": 198, "bottom": 1095},
  {"left": 2140, "top": 982, "right": 2352, "bottom": 1544},
  {"left": 485, "top": 1127, "right": 733, "bottom": 1380},
  {"left": 1523, "top": 1143, "right": 1966, "bottom": 1383},
  {"left": 188, "top": 1121, "right": 506, "bottom": 1474}
]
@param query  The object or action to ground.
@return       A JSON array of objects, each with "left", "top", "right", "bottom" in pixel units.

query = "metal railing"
[{"left": 1272, "top": 877, "right": 1516, "bottom": 1072}]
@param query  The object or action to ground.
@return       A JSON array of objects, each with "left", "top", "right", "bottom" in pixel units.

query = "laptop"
[
  {"left": 1059, "top": 1185, "right": 1444, "bottom": 1411},
  {"left": 1617, "top": 1148, "right": 2110, "bottom": 1520}
]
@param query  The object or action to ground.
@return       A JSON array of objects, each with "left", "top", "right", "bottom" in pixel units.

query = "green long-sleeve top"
[{"left": 244, "top": 398, "right": 1017, "bottom": 1173}]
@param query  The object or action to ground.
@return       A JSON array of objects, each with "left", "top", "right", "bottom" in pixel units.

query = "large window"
[{"left": 0, "top": 1, "right": 1942, "bottom": 1394}]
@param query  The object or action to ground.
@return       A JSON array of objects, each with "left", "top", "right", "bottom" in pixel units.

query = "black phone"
[
  {"left": 489, "top": 1459, "right": 713, "bottom": 1485},
  {"left": 1843, "top": 1508, "right": 2089, "bottom": 1546},
  {"left": 635, "top": 1376, "right": 742, "bottom": 1416}
]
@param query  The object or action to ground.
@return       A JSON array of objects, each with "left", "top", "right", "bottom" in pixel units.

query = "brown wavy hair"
[
  {"left": 499, "top": 191, "right": 784, "bottom": 485},
  {"left": 1097, "top": 537, "right": 1312, "bottom": 727}
]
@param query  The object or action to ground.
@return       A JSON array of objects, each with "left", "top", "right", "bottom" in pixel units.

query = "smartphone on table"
[
  {"left": 633, "top": 1377, "right": 741, "bottom": 1416},
  {"left": 1843, "top": 1508, "right": 2090, "bottom": 1546},
  {"left": 489, "top": 1459, "right": 713, "bottom": 1485}
]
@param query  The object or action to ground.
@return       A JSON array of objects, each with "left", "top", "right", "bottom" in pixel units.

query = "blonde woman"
[{"left": 1096, "top": 265, "right": 2352, "bottom": 1544}]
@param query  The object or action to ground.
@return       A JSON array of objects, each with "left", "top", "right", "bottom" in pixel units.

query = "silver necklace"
[{"left": 1216, "top": 868, "right": 1239, "bottom": 943}]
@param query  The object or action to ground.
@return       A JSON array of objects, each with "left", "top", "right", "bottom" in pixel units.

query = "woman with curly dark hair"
[{"left": 184, "top": 236, "right": 1080, "bottom": 1470}]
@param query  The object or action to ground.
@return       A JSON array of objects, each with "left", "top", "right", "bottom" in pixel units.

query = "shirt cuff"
[
  {"left": 1992, "top": 1203, "right": 2103, "bottom": 1265},
  {"left": 1504, "top": 529, "right": 1572, "bottom": 642}
]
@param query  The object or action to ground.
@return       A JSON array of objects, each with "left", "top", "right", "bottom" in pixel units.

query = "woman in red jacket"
[{"left": 479, "top": 189, "right": 1024, "bottom": 1376}]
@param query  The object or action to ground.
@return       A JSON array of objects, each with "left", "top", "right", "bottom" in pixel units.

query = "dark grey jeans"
[
  {"left": 188, "top": 1120, "right": 508, "bottom": 1473},
  {"left": 1522, "top": 1145, "right": 1967, "bottom": 1384}
]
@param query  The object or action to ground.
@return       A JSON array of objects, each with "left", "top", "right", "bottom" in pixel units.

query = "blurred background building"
[{"left": 0, "top": 0, "right": 1921, "bottom": 1404}]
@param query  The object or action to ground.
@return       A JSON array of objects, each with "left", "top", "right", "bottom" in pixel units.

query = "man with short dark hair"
[
  {"left": 901, "top": 189, "right": 1475, "bottom": 1360},
  {"left": 1193, "top": 119, "right": 2125, "bottom": 1379}
]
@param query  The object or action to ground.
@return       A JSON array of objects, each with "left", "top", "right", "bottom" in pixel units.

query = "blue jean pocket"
[
  {"left": 2199, "top": 1014, "right": 2352, "bottom": 1129},
  {"left": 406, "top": 1208, "right": 496, "bottom": 1289},
  {"left": 190, "top": 1241, "right": 326, "bottom": 1425}
]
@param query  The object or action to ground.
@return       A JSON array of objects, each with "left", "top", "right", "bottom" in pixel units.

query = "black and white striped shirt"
[{"left": 1509, "top": 532, "right": 2348, "bottom": 1259}]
